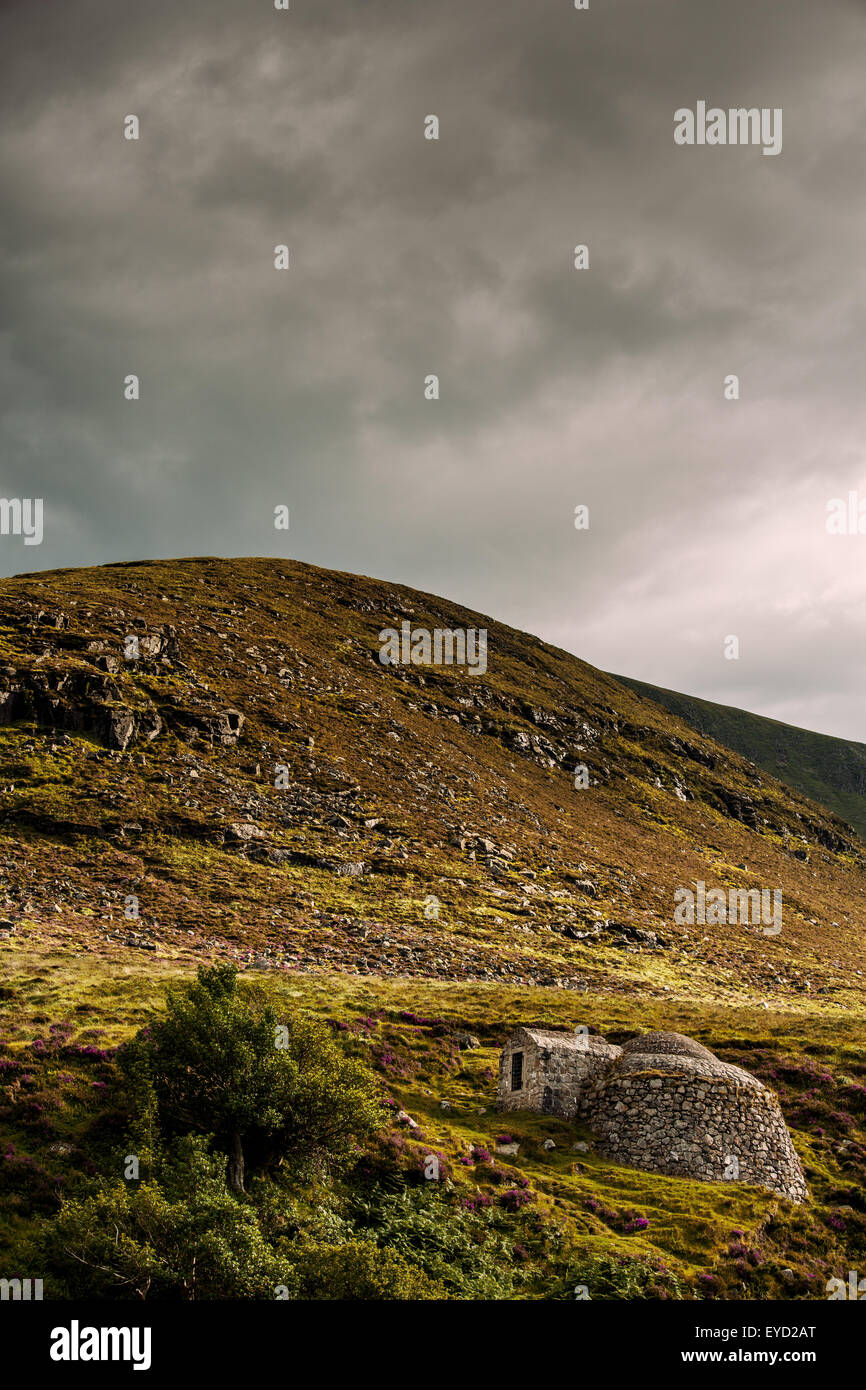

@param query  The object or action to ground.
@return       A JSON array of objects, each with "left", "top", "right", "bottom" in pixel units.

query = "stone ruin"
[{"left": 497, "top": 1027, "right": 808, "bottom": 1203}]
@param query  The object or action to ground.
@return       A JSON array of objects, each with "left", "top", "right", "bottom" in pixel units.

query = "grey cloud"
[{"left": 1, "top": 0, "right": 865, "bottom": 737}]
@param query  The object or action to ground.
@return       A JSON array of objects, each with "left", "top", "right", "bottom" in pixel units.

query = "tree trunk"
[{"left": 227, "top": 1131, "right": 245, "bottom": 1195}]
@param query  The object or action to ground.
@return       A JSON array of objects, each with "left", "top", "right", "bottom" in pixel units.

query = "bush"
[
  {"left": 556, "top": 1251, "right": 691, "bottom": 1301},
  {"left": 118, "top": 964, "right": 385, "bottom": 1192},
  {"left": 0, "top": 1148, "right": 62, "bottom": 1217},
  {"left": 284, "top": 1239, "right": 445, "bottom": 1300},
  {"left": 33, "top": 1137, "right": 284, "bottom": 1300},
  {"left": 345, "top": 1185, "right": 527, "bottom": 1299}
]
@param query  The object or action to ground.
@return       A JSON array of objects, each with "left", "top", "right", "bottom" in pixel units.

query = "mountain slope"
[
  {"left": 613, "top": 675, "right": 866, "bottom": 843},
  {"left": 4, "top": 556, "right": 866, "bottom": 1307},
  {"left": 0, "top": 555, "right": 864, "bottom": 1013}
]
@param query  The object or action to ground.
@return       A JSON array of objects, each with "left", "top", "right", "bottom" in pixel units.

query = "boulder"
[{"left": 227, "top": 822, "right": 266, "bottom": 842}]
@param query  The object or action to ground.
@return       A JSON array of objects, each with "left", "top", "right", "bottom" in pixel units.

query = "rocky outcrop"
[
  {"left": 165, "top": 704, "right": 245, "bottom": 746},
  {"left": 0, "top": 616, "right": 244, "bottom": 752},
  {"left": 0, "top": 667, "right": 163, "bottom": 751}
]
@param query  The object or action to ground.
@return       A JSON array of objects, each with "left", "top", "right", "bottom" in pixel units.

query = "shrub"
[
  {"left": 344, "top": 1185, "right": 526, "bottom": 1299},
  {"left": 33, "top": 1138, "right": 283, "bottom": 1300},
  {"left": 500, "top": 1188, "right": 534, "bottom": 1212},
  {"left": 557, "top": 1251, "right": 691, "bottom": 1301},
  {"left": 118, "top": 963, "right": 385, "bottom": 1193},
  {"left": 284, "top": 1239, "right": 445, "bottom": 1300}
]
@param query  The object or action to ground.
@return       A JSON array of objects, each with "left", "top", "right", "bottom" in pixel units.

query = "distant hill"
[{"left": 613, "top": 675, "right": 866, "bottom": 843}]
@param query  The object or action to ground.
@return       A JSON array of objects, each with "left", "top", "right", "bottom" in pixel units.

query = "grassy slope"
[
  {"left": 614, "top": 674, "right": 866, "bottom": 843},
  {"left": 1, "top": 556, "right": 866, "bottom": 1298},
  {"left": 3, "top": 948, "right": 865, "bottom": 1300}
]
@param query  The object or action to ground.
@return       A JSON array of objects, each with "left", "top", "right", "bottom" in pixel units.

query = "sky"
[{"left": 1, "top": 0, "right": 865, "bottom": 739}]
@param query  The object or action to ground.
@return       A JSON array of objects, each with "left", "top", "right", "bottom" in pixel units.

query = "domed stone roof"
[
  {"left": 582, "top": 1028, "right": 807, "bottom": 1201},
  {"left": 497, "top": 1025, "right": 808, "bottom": 1201},
  {"left": 614, "top": 1031, "right": 764, "bottom": 1090},
  {"left": 620, "top": 1031, "right": 714, "bottom": 1060}
]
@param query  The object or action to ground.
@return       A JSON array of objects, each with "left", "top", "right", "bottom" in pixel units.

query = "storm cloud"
[{"left": 1, "top": 0, "right": 865, "bottom": 736}]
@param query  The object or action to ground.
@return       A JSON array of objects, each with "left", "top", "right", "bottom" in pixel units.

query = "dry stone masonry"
[
  {"left": 498, "top": 1027, "right": 807, "bottom": 1203},
  {"left": 498, "top": 1027, "right": 620, "bottom": 1117}
]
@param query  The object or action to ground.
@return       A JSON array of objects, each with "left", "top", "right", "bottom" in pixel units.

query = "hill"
[
  {"left": 0, "top": 554, "right": 864, "bottom": 1011},
  {"left": 3, "top": 556, "right": 866, "bottom": 1304},
  {"left": 613, "top": 675, "right": 866, "bottom": 844}
]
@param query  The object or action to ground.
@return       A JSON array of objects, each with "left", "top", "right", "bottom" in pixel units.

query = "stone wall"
[
  {"left": 496, "top": 1027, "right": 808, "bottom": 1204},
  {"left": 581, "top": 1068, "right": 808, "bottom": 1203},
  {"left": 497, "top": 1029, "right": 621, "bottom": 1118}
]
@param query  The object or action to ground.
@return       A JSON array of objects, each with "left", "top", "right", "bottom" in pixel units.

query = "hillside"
[
  {"left": 0, "top": 555, "right": 864, "bottom": 1010},
  {"left": 614, "top": 675, "right": 866, "bottom": 844},
  {"left": 3, "top": 556, "right": 866, "bottom": 1304}
]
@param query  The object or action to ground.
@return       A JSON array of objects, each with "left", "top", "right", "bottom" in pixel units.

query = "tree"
[{"left": 119, "top": 964, "right": 384, "bottom": 1194}]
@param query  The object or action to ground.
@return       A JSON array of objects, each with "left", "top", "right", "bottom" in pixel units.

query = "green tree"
[
  {"left": 34, "top": 1138, "right": 286, "bottom": 1300},
  {"left": 119, "top": 963, "right": 384, "bottom": 1194}
]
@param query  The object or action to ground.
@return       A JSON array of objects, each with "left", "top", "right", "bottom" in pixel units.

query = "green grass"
[{"left": 2, "top": 944, "right": 865, "bottom": 1299}]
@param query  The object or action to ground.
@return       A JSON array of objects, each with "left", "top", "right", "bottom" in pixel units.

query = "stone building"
[
  {"left": 497, "top": 1027, "right": 808, "bottom": 1203},
  {"left": 497, "top": 1027, "right": 622, "bottom": 1118}
]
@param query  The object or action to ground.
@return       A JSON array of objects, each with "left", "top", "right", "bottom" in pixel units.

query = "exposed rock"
[
  {"left": 173, "top": 707, "right": 245, "bottom": 746},
  {"left": 227, "top": 822, "right": 266, "bottom": 842},
  {"left": 106, "top": 708, "right": 136, "bottom": 751},
  {"left": 574, "top": 879, "right": 599, "bottom": 898}
]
